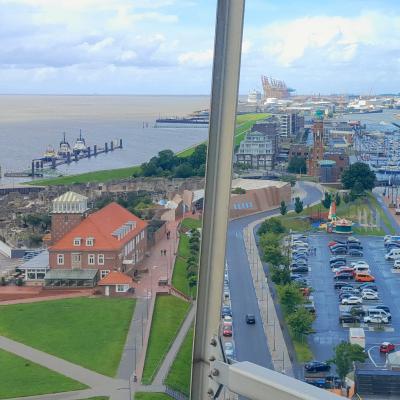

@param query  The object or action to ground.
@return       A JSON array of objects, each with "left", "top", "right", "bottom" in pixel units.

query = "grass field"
[
  {"left": 142, "top": 295, "right": 190, "bottom": 385},
  {"left": 0, "top": 348, "right": 87, "bottom": 399},
  {"left": 172, "top": 257, "right": 191, "bottom": 297},
  {"left": 367, "top": 192, "right": 396, "bottom": 234},
  {"left": 293, "top": 338, "right": 313, "bottom": 363},
  {"left": 135, "top": 393, "right": 172, "bottom": 400},
  {"left": 79, "top": 398, "right": 109, "bottom": 400},
  {"left": 165, "top": 326, "right": 193, "bottom": 396},
  {"left": 0, "top": 297, "right": 134, "bottom": 377},
  {"left": 180, "top": 218, "right": 202, "bottom": 230}
]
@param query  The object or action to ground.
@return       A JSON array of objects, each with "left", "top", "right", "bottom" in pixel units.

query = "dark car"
[
  {"left": 348, "top": 249, "right": 363, "bottom": 257},
  {"left": 358, "top": 283, "right": 378, "bottom": 292},
  {"left": 339, "top": 312, "right": 361, "bottom": 323},
  {"left": 334, "top": 272, "right": 353, "bottom": 280},
  {"left": 331, "top": 247, "right": 347, "bottom": 255},
  {"left": 330, "top": 260, "right": 346, "bottom": 268},
  {"left": 330, "top": 256, "right": 346, "bottom": 264},
  {"left": 349, "top": 306, "right": 366, "bottom": 317},
  {"left": 348, "top": 243, "right": 363, "bottom": 249},
  {"left": 245, "top": 314, "right": 256, "bottom": 324},
  {"left": 331, "top": 244, "right": 348, "bottom": 251},
  {"left": 290, "top": 273, "right": 302, "bottom": 280},
  {"left": 291, "top": 261, "right": 308, "bottom": 268},
  {"left": 334, "top": 281, "right": 353, "bottom": 290},
  {"left": 221, "top": 306, "right": 232, "bottom": 318},
  {"left": 339, "top": 293, "right": 354, "bottom": 301},
  {"left": 291, "top": 266, "right": 309, "bottom": 273},
  {"left": 304, "top": 361, "right": 331, "bottom": 373},
  {"left": 293, "top": 277, "right": 308, "bottom": 286}
]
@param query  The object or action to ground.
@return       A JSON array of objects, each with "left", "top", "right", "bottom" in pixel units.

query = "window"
[
  {"left": 135, "top": 236, "right": 139, "bottom": 244},
  {"left": 141, "top": 231, "right": 145, "bottom": 240},
  {"left": 88, "top": 254, "right": 95, "bottom": 265},
  {"left": 98, "top": 254, "right": 105, "bottom": 265},
  {"left": 73, "top": 237, "right": 81, "bottom": 246},
  {"left": 57, "top": 254, "right": 64, "bottom": 265},
  {"left": 64, "top": 215, "right": 69, "bottom": 222},
  {"left": 116, "top": 284, "right": 129, "bottom": 293},
  {"left": 100, "top": 270, "right": 110, "bottom": 279},
  {"left": 72, "top": 253, "right": 81, "bottom": 263},
  {"left": 86, "top": 237, "right": 94, "bottom": 246}
]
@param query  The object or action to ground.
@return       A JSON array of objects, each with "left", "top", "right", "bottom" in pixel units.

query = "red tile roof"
[
  {"left": 98, "top": 271, "right": 132, "bottom": 285},
  {"left": 50, "top": 202, "right": 147, "bottom": 251}
]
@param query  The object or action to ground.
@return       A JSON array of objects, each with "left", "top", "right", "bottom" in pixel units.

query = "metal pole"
[
  {"left": 273, "top": 318, "right": 276, "bottom": 351},
  {"left": 191, "top": 1, "right": 245, "bottom": 398}
]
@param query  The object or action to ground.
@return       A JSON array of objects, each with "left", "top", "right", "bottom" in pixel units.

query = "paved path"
[{"left": 152, "top": 302, "right": 195, "bottom": 385}]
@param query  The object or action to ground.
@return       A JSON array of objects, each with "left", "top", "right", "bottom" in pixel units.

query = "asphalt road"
[
  {"left": 226, "top": 181, "right": 323, "bottom": 369},
  {"left": 308, "top": 234, "right": 400, "bottom": 365}
]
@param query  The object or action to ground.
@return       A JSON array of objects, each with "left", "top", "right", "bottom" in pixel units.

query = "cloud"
[{"left": 178, "top": 49, "right": 213, "bottom": 67}]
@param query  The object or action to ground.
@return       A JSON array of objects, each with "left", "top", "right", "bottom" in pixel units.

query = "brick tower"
[
  {"left": 51, "top": 191, "right": 89, "bottom": 244},
  {"left": 308, "top": 115, "right": 324, "bottom": 177}
]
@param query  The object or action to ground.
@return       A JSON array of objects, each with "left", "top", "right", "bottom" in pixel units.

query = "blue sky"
[{"left": 0, "top": 0, "right": 399, "bottom": 95}]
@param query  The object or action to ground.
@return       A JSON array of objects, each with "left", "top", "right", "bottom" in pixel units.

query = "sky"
[{"left": 0, "top": 0, "right": 400, "bottom": 95}]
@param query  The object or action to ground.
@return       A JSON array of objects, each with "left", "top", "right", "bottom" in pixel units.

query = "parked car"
[
  {"left": 290, "top": 273, "right": 303, "bottom": 280},
  {"left": 347, "top": 237, "right": 360, "bottom": 244},
  {"left": 339, "top": 312, "right": 361, "bottom": 324},
  {"left": 373, "top": 305, "right": 391, "bottom": 320},
  {"left": 363, "top": 315, "right": 389, "bottom": 324},
  {"left": 291, "top": 261, "right": 308, "bottom": 268},
  {"left": 330, "top": 244, "right": 348, "bottom": 251},
  {"left": 304, "top": 361, "right": 331, "bottom": 373},
  {"left": 334, "top": 281, "right": 354, "bottom": 290},
  {"left": 223, "top": 325, "right": 232, "bottom": 336},
  {"left": 339, "top": 285, "right": 358, "bottom": 293},
  {"left": 380, "top": 342, "right": 395, "bottom": 353},
  {"left": 293, "top": 277, "right": 308, "bottom": 286},
  {"left": 348, "top": 243, "right": 363, "bottom": 250},
  {"left": 350, "top": 261, "right": 369, "bottom": 268},
  {"left": 334, "top": 272, "right": 354, "bottom": 280},
  {"left": 328, "top": 240, "right": 346, "bottom": 247},
  {"left": 245, "top": 314, "right": 256, "bottom": 324},
  {"left": 361, "top": 291, "right": 379, "bottom": 300},
  {"left": 355, "top": 273, "right": 375, "bottom": 282},
  {"left": 331, "top": 247, "right": 347, "bottom": 255},
  {"left": 339, "top": 293, "right": 354, "bottom": 301},
  {"left": 224, "top": 341, "right": 235, "bottom": 358},
  {"left": 223, "top": 316, "right": 233, "bottom": 324},
  {"left": 330, "top": 256, "right": 346, "bottom": 264},
  {"left": 348, "top": 249, "right": 363, "bottom": 257},
  {"left": 330, "top": 260, "right": 347, "bottom": 268},
  {"left": 291, "top": 266, "right": 309, "bottom": 273},
  {"left": 341, "top": 296, "right": 362, "bottom": 305},
  {"left": 358, "top": 283, "right": 378, "bottom": 292},
  {"left": 349, "top": 306, "right": 366, "bottom": 317},
  {"left": 332, "top": 266, "right": 353, "bottom": 274},
  {"left": 221, "top": 306, "right": 232, "bottom": 318}
]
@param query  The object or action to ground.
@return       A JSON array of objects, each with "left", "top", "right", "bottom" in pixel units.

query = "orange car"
[{"left": 355, "top": 273, "right": 375, "bottom": 282}]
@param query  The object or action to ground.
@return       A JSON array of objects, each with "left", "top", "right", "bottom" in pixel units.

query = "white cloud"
[{"left": 178, "top": 49, "right": 213, "bottom": 67}]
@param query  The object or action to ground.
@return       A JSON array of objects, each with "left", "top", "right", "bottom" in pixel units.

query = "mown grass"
[
  {"left": 367, "top": 192, "right": 396, "bottom": 234},
  {"left": 135, "top": 393, "right": 173, "bottom": 400},
  {"left": 180, "top": 218, "right": 202, "bottom": 230},
  {"left": 0, "top": 298, "right": 134, "bottom": 377},
  {"left": 293, "top": 338, "right": 313, "bottom": 363},
  {"left": 165, "top": 326, "right": 193, "bottom": 396},
  {"left": 0, "top": 349, "right": 87, "bottom": 399},
  {"left": 172, "top": 257, "right": 191, "bottom": 297},
  {"left": 142, "top": 295, "right": 190, "bottom": 385}
]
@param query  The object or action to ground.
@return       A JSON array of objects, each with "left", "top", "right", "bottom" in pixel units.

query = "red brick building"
[
  {"left": 49, "top": 192, "right": 147, "bottom": 281},
  {"left": 308, "top": 120, "right": 324, "bottom": 177}
]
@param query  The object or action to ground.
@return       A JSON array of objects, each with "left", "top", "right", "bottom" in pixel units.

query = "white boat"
[
  {"left": 57, "top": 133, "right": 72, "bottom": 158},
  {"left": 73, "top": 130, "right": 88, "bottom": 154}
]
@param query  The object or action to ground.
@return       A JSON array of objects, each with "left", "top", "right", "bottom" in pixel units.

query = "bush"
[{"left": 258, "top": 217, "right": 286, "bottom": 236}]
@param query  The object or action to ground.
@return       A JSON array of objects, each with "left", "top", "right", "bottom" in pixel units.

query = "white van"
[
  {"left": 385, "top": 248, "right": 400, "bottom": 260},
  {"left": 367, "top": 309, "right": 389, "bottom": 319},
  {"left": 394, "top": 259, "right": 400, "bottom": 269}
]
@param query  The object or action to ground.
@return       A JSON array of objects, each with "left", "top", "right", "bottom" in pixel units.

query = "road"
[{"left": 226, "top": 181, "right": 323, "bottom": 368}]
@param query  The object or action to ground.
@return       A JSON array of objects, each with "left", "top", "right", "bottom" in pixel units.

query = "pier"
[{"left": 4, "top": 138, "right": 123, "bottom": 178}]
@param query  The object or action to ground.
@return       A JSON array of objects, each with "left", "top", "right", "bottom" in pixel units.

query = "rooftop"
[
  {"left": 231, "top": 178, "right": 288, "bottom": 191},
  {"left": 98, "top": 271, "right": 132, "bottom": 286},
  {"left": 53, "top": 191, "right": 88, "bottom": 203},
  {"left": 45, "top": 268, "right": 98, "bottom": 280}
]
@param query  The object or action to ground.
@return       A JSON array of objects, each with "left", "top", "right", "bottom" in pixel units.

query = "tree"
[
  {"left": 280, "top": 201, "right": 287, "bottom": 215},
  {"left": 321, "top": 192, "right": 332, "bottom": 209},
  {"left": 263, "top": 245, "right": 287, "bottom": 267},
  {"left": 279, "top": 284, "right": 303, "bottom": 314},
  {"left": 287, "top": 156, "right": 307, "bottom": 174},
  {"left": 341, "top": 162, "right": 376, "bottom": 193},
  {"left": 335, "top": 192, "right": 341, "bottom": 207},
  {"left": 157, "top": 149, "right": 178, "bottom": 170},
  {"left": 259, "top": 232, "right": 281, "bottom": 249},
  {"left": 231, "top": 187, "right": 246, "bottom": 194},
  {"left": 343, "top": 192, "right": 350, "bottom": 203},
  {"left": 174, "top": 163, "right": 194, "bottom": 178},
  {"left": 270, "top": 265, "right": 291, "bottom": 285},
  {"left": 294, "top": 197, "right": 303, "bottom": 214},
  {"left": 258, "top": 217, "right": 286, "bottom": 236},
  {"left": 329, "top": 341, "right": 367, "bottom": 383},
  {"left": 287, "top": 307, "right": 314, "bottom": 339},
  {"left": 188, "top": 143, "right": 207, "bottom": 169}
]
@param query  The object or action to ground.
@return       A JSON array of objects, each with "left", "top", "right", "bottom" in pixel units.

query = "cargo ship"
[{"left": 155, "top": 110, "right": 209, "bottom": 128}]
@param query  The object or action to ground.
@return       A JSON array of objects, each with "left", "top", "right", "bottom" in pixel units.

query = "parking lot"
[{"left": 306, "top": 233, "right": 400, "bottom": 364}]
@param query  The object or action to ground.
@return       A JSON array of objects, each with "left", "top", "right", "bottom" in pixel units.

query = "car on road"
[
  {"left": 380, "top": 342, "right": 395, "bottom": 353},
  {"left": 341, "top": 296, "right": 362, "bottom": 305},
  {"left": 349, "top": 306, "right": 366, "bottom": 317},
  {"left": 373, "top": 305, "right": 391, "bottom": 320},
  {"left": 221, "top": 306, "right": 232, "bottom": 317},
  {"left": 348, "top": 249, "right": 363, "bottom": 257},
  {"left": 358, "top": 283, "right": 378, "bottom": 292},
  {"left": 291, "top": 266, "right": 309, "bottom": 273},
  {"left": 334, "top": 272, "right": 354, "bottom": 280},
  {"left": 223, "top": 316, "right": 233, "bottom": 324},
  {"left": 223, "top": 325, "right": 233, "bottom": 336},
  {"left": 224, "top": 341, "right": 235, "bottom": 358},
  {"left": 223, "top": 290, "right": 230, "bottom": 300},
  {"left": 339, "top": 312, "right": 361, "bottom": 323},
  {"left": 363, "top": 315, "right": 389, "bottom": 324},
  {"left": 304, "top": 361, "right": 331, "bottom": 373},
  {"left": 361, "top": 291, "right": 379, "bottom": 300},
  {"left": 355, "top": 273, "right": 375, "bottom": 282},
  {"left": 245, "top": 314, "right": 256, "bottom": 324}
]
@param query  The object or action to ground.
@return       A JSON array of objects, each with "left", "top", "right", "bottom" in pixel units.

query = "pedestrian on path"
[
  {"left": 160, "top": 249, "right": 163, "bottom": 256},
  {"left": 164, "top": 249, "right": 167, "bottom": 256}
]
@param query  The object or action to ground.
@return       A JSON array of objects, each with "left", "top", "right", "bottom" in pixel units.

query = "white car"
[
  {"left": 224, "top": 341, "right": 235, "bottom": 358},
  {"left": 350, "top": 261, "right": 369, "bottom": 268},
  {"left": 341, "top": 296, "right": 362, "bottom": 305},
  {"left": 361, "top": 291, "right": 379, "bottom": 300},
  {"left": 364, "top": 315, "right": 389, "bottom": 324},
  {"left": 223, "top": 316, "right": 233, "bottom": 324},
  {"left": 394, "top": 260, "right": 400, "bottom": 269},
  {"left": 293, "top": 241, "right": 309, "bottom": 248}
]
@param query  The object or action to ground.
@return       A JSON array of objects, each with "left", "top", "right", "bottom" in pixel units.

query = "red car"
[
  {"left": 380, "top": 342, "right": 395, "bottom": 353},
  {"left": 223, "top": 325, "right": 232, "bottom": 337}
]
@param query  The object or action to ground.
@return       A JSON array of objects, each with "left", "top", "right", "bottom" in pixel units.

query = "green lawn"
[
  {"left": 135, "top": 393, "right": 172, "bottom": 400},
  {"left": 142, "top": 295, "right": 190, "bottom": 385},
  {"left": 180, "top": 218, "right": 202, "bottom": 230},
  {"left": 293, "top": 339, "right": 313, "bottom": 363},
  {"left": 0, "top": 297, "right": 135, "bottom": 377},
  {"left": 177, "top": 234, "right": 191, "bottom": 259},
  {"left": 79, "top": 398, "right": 109, "bottom": 400},
  {"left": 367, "top": 192, "right": 396, "bottom": 234},
  {"left": 165, "top": 327, "right": 193, "bottom": 396},
  {"left": 0, "top": 349, "right": 87, "bottom": 399},
  {"left": 172, "top": 257, "right": 191, "bottom": 297}
]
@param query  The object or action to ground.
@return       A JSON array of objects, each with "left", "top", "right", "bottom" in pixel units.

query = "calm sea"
[{"left": 0, "top": 95, "right": 210, "bottom": 183}]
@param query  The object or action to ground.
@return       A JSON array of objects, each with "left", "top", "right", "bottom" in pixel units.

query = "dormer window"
[
  {"left": 73, "top": 237, "right": 81, "bottom": 246},
  {"left": 86, "top": 237, "right": 94, "bottom": 246}
]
